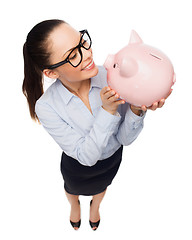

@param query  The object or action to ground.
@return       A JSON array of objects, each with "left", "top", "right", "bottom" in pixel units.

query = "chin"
[{"left": 84, "top": 64, "right": 99, "bottom": 79}]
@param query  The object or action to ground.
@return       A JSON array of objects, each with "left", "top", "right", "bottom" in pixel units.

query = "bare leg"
[
  {"left": 65, "top": 191, "right": 80, "bottom": 230},
  {"left": 90, "top": 189, "right": 107, "bottom": 230}
]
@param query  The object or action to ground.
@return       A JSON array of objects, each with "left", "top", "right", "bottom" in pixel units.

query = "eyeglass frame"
[{"left": 46, "top": 29, "right": 92, "bottom": 69}]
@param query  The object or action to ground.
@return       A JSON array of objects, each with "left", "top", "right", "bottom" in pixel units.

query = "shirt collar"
[{"left": 56, "top": 79, "right": 74, "bottom": 105}]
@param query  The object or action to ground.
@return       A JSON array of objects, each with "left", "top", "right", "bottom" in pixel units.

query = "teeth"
[{"left": 84, "top": 60, "right": 93, "bottom": 69}]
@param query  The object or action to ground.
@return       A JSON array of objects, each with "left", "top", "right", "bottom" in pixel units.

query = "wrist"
[
  {"left": 130, "top": 105, "right": 143, "bottom": 116},
  {"left": 102, "top": 106, "right": 117, "bottom": 115}
]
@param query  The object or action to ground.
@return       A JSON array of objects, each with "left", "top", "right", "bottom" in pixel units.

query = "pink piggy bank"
[{"left": 104, "top": 30, "right": 176, "bottom": 107}]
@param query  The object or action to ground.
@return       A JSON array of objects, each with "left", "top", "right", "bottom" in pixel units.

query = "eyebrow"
[
  {"left": 62, "top": 47, "right": 75, "bottom": 58},
  {"left": 62, "top": 32, "right": 82, "bottom": 58}
]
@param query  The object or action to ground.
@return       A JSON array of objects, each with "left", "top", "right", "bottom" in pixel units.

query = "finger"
[
  {"left": 141, "top": 105, "right": 147, "bottom": 111},
  {"left": 149, "top": 102, "right": 158, "bottom": 111},
  {"left": 105, "top": 90, "right": 116, "bottom": 99},
  {"left": 100, "top": 88, "right": 112, "bottom": 100},
  {"left": 130, "top": 104, "right": 143, "bottom": 111},
  {"left": 107, "top": 93, "right": 120, "bottom": 103},
  {"left": 158, "top": 99, "right": 165, "bottom": 108},
  {"left": 100, "top": 86, "right": 111, "bottom": 95},
  {"left": 131, "top": 106, "right": 142, "bottom": 110},
  {"left": 115, "top": 99, "right": 126, "bottom": 105},
  {"left": 111, "top": 94, "right": 125, "bottom": 104}
]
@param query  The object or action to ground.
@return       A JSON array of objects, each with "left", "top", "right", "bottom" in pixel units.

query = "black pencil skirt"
[{"left": 60, "top": 145, "right": 123, "bottom": 196}]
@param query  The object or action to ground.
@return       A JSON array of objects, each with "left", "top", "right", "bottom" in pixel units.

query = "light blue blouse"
[{"left": 35, "top": 66, "right": 146, "bottom": 166}]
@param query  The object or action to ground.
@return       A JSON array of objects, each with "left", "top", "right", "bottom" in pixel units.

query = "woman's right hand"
[{"left": 100, "top": 86, "right": 125, "bottom": 115}]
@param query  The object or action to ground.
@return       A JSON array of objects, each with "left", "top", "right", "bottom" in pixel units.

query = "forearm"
[
  {"left": 75, "top": 107, "right": 121, "bottom": 166},
  {"left": 116, "top": 104, "right": 146, "bottom": 145}
]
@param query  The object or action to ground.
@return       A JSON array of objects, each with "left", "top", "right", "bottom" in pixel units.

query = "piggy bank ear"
[
  {"left": 104, "top": 54, "right": 115, "bottom": 70},
  {"left": 120, "top": 57, "right": 138, "bottom": 78},
  {"left": 129, "top": 30, "right": 143, "bottom": 44}
]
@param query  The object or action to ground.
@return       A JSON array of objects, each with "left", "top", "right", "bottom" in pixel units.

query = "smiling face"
[{"left": 44, "top": 23, "right": 98, "bottom": 84}]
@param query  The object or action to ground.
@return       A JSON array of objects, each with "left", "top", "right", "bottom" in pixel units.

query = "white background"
[{"left": 1, "top": 0, "right": 192, "bottom": 239}]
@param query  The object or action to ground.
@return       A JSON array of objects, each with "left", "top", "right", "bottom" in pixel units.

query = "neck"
[{"left": 62, "top": 79, "right": 90, "bottom": 96}]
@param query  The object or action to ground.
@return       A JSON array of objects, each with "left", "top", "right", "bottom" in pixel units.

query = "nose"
[{"left": 82, "top": 47, "right": 92, "bottom": 61}]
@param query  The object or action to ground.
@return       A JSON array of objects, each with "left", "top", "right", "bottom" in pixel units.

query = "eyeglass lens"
[{"left": 68, "top": 32, "right": 91, "bottom": 67}]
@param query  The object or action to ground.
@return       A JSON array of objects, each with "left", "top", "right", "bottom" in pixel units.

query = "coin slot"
[{"left": 150, "top": 53, "right": 162, "bottom": 60}]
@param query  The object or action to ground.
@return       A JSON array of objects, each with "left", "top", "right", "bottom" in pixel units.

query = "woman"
[{"left": 22, "top": 19, "right": 168, "bottom": 230}]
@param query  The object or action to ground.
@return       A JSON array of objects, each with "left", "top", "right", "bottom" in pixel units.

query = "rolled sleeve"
[
  {"left": 94, "top": 107, "right": 121, "bottom": 133},
  {"left": 116, "top": 104, "right": 146, "bottom": 146},
  {"left": 126, "top": 105, "right": 146, "bottom": 129}
]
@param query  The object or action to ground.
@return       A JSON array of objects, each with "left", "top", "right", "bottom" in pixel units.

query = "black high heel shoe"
[
  {"left": 70, "top": 200, "right": 81, "bottom": 230},
  {"left": 89, "top": 200, "right": 100, "bottom": 231}
]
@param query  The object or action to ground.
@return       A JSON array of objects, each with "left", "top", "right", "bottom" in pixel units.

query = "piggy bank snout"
[
  {"left": 120, "top": 57, "right": 138, "bottom": 78},
  {"left": 104, "top": 54, "right": 115, "bottom": 70}
]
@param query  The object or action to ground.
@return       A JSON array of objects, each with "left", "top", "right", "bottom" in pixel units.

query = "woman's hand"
[
  {"left": 100, "top": 87, "right": 125, "bottom": 115},
  {"left": 130, "top": 89, "right": 173, "bottom": 115}
]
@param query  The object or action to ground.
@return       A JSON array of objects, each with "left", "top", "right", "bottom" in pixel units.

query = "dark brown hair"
[{"left": 22, "top": 19, "right": 66, "bottom": 121}]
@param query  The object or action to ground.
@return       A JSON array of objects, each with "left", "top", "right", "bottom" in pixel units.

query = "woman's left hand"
[
  {"left": 141, "top": 98, "right": 166, "bottom": 111},
  {"left": 131, "top": 89, "right": 173, "bottom": 114}
]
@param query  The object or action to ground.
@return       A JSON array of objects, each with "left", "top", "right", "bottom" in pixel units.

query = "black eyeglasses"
[{"left": 47, "top": 29, "right": 92, "bottom": 69}]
